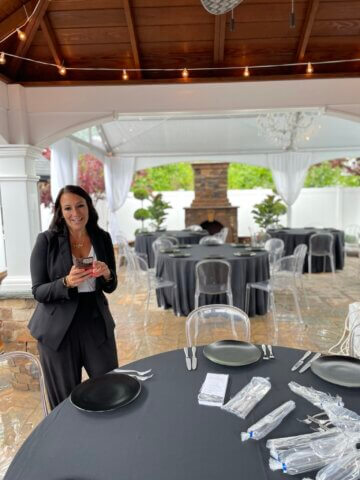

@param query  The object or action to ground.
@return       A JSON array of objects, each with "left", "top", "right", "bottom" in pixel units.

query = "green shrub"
[{"left": 134, "top": 208, "right": 150, "bottom": 221}]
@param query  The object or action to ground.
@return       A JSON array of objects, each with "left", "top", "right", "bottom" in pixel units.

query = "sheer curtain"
[
  {"left": 267, "top": 152, "right": 313, "bottom": 227},
  {"left": 103, "top": 156, "right": 135, "bottom": 241},
  {"left": 50, "top": 138, "right": 79, "bottom": 201}
]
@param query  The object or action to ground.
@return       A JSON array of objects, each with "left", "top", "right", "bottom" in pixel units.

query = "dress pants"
[{"left": 37, "top": 292, "right": 118, "bottom": 410}]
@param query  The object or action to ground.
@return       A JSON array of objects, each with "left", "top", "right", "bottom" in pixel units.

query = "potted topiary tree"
[
  {"left": 133, "top": 187, "right": 150, "bottom": 232},
  {"left": 251, "top": 194, "right": 287, "bottom": 230},
  {"left": 147, "top": 193, "right": 171, "bottom": 231}
]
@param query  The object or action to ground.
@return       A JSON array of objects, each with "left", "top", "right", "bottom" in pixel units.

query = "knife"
[
  {"left": 299, "top": 352, "right": 322, "bottom": 373},
  {"left": 191, "top": 346, "right": 197, "bottom": 370},
  {"left": 291, "top": 351, "right": 312, "bottom": 371},
  {"left": 184, "top": 347, "right": 192, "bottom": 371}
]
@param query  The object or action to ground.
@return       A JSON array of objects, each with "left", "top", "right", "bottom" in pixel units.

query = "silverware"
[
  {"left": 267, "top": 345, "right": 274, "bottom": 359},
  {"left": 261, "top": 344, "right": 269, "bottom": 360},
  {"left": 191, "top": 346, "right": 197, "bottom": 370},
  {"left": 184, "top": 347, "right": 192, "bottom": 371},
  {"left": 113, "top": 368, "right": 152, "bottom": 376},
  {"left": 291, "top": 351, "right": 312, "bottom": 371},
  {"left": 128, "top": 374, "right": 153, "bottom": 381},
  {"left": 299, "top": 352, "right": 322, "bottom": 373}
]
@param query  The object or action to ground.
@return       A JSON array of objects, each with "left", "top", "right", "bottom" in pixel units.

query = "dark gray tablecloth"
[
  {"left": 6, "top": 346, "right": 360, "bottom": 480},
  {"left": 269, "top": 228, "right": 345, "bottom": 273},
  {"left": 156, "top": 244, "right": 270, "bottom": 317},
  {"left": 135, "top": 230, "right": 207, "bottom": 268}
]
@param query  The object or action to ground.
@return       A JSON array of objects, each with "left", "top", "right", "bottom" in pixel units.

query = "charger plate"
[
  {"left": 70, "top": 373, "right": 141, "bottom": 412},
  {"left": 311, "top": 355, "right": 360, "bottom": 388},
  {"left": 203, "top": 340, "right": 261, "bottom": 366}
]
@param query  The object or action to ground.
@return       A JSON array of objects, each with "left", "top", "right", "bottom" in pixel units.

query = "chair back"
[
  {"left": 214, "top": 227, "right": 229, "bottom": 243},
  {"left": 199, "top": 235, "right": 223, "bottom": 245},
  {"left": 152, "top": 236, "right": 178, "bottom": 269},
  {"left": 293, "top": 243, "right": 308, "bottom": 275},
  {"left": 185, "top": 304, "right": 250, "bottom": 347},
  {"left": 0, "top": 351, "right": 48, "bottom": 478},
  {"left": 265, "top": 238, "right": 284, "bottom": 270},
  {"left": 344, "top": 225, "right": 360, "bottom": 248},
  {"left": 188, "top": 225, "right": 203, "bottom": 232},
  {"left": 309, "top": 233, "right": 334, "bottom": 256},
  {"left": 271, "top": 255, "right": 297, "bottom": 289},
  {"left": 349, "top": 321, "right": 360, "bottom": 358},
  {"left": 161, "top": 236, "right": 179, "bottom": 246},
  {"left": 251, "top": 231, "right": 271, "bottom": 247},
  {"left": 195, "top": 259, "right": 231, "bottom": 296}
]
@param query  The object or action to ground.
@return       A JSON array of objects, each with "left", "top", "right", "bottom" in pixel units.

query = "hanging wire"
[
  {"left": 0, "top": 0, "right": 42, "bottom": 43},
  {"left": 290, "top": 0, "right": 296, "bottom": 28},
  {"left": 230, "top": 9, "right": 235, "bottom": 32}
]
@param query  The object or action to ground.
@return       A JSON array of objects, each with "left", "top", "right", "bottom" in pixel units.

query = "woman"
[{"left": 29, "top": 185, "right": 118, "bottom": 409}]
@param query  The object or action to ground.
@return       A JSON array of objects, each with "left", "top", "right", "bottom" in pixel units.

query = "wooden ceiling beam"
[
  {"left": 10, "top": 0, "right": 51, "bottom": 78},
  {"left": 213, "top": 14, "right": 226, "bottom": 65},
  {"left": 40, "top": 13, "right": 62, "bottom": 67},
  {"left": 122, "top": 0, "right": 141, "bottom": 79},
  {"left": 0, "top": 0, "right": 33, "bottom": 42},
  {"left": 295, "top": 0, "right": 320, "bottom": 62}
]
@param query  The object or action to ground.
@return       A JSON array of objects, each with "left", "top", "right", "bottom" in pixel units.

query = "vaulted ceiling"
[{"left": 0, "top": 0, "right": 358, "bottom": 85}]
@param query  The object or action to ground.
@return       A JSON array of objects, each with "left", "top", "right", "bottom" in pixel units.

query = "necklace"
[{"left": 70, "top": 233, "right": 86, "bottom": 249}]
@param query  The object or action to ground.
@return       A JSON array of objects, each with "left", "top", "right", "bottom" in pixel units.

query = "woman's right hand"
[{"left": 65, "top": 266, "right": 92, "bottom": 288}]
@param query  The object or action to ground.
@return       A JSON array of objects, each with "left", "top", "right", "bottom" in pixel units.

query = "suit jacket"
[{"left": 28, "top": 226, "right": 117, "bottom": 351}]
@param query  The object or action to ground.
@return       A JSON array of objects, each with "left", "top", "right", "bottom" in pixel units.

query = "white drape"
[
  {"left": 267, "top": 152, "right": 313, "bottom": 226},
  {"left": 103, "top": 156, "right": 135, "bottom": 241},
  {"left": 50, "top": 138, "right": 79, "bottom": 201}
]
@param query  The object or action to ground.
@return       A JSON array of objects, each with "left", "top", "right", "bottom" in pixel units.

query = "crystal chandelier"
[
  {"left": 257, "top": 111, "right": 321, "bottom": 150},
  {"left": 200, "top": 0, "right": 244, "bottom": 15}
]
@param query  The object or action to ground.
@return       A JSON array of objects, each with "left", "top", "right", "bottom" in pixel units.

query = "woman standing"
[{"left": 29, "top": 185, "right": 118, "bottom": 409}]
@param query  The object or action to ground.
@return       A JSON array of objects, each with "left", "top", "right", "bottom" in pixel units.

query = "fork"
[{"left": 113, "top": 368, "right": 152, "bottom": 376}]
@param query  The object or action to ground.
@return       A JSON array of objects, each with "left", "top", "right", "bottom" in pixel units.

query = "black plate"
[
  {"left": 203, "top": 340, "right": 261, "bottom": 366},
  {"left": 178, "top": 244, "right": 192, "bottom": 249},
  {"left": 70, "top": 373, "right": 141, "bottom": 412},
  {"left": 250, "top": 248, "right": 265, "bottom": 252},
  {"left": 311, "top": 355, "right": 360, "bottom": 388},
  {"left": 160, "top": 248, "right": 180, "bottom": 254},
  {"left": 233, "top": 252, "right": 256, "bottom": 257}
]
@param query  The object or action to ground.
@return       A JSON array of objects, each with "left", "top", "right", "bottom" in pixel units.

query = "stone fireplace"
[{"left": 184, "top": 163, "right": 238, "bottom": 242}]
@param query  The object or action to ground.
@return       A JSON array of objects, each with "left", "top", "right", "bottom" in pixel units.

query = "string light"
[
  {"left": 122, "top": 69, "right": 128, "bottom": 80},
  {"left": 58, "top": 65, "right": 67, "bottom": 76},
  {"left": 306, "top": 62, "right": 314, "bottom": 74},
  {"left": 0, "top": 0, "right": 42, "bottom": 44},
  {"left": 17, "top": 29, "right": 26, "bottom": 41},
  {"left": 243, "top": 66, "right": 250, "bottom": 77},
  {"left": 0, "top": 53, "right": 6, "bottom": 65},
  {"left": 182, "top": 68, "right": 189, "bottom": 78}
]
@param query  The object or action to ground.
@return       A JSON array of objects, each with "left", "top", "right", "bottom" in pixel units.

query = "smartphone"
[{"left": 74, "top": 256, "right": 93, "bottom": 270}]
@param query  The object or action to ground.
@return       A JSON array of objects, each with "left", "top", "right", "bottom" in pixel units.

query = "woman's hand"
[
  {"left": 65, "top": 265, "right": 92, "bottom": 288},
  {"left": 92, "top": 260, "right": 111, "bottom": 280}
]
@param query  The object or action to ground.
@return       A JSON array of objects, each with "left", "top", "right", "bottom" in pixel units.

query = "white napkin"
[{"left": 198, "top": 373, "right": 229, "bottom": 407}]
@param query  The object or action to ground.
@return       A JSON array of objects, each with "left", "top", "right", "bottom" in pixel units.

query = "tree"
[
  {"left": 251, "top": 194, "right": 287, "bottom": 229},
  {"left": 77, "top": 153, "right": 105, "bottom": 203}
]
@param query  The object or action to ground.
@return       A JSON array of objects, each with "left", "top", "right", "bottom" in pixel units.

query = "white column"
[{"left": 0, "top": 145, "right": 42, "bottom": 293}]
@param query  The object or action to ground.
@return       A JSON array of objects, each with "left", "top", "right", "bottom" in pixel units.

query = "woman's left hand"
[{"left": 92, "top": 260, "right": 111, "bottom": 280}]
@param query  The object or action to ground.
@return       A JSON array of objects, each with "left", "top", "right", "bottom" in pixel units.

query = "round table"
[
  {"left": 156, "top": 244, "right": 270, "bottom": 317},
  {"left": 135, "top": 230, "right": 207, "bottom": 268},
  {"left": 5, "top": 346, "right": 360, "bottom": 480},
  {"left": 268, "top": 228, "right": 345, "bottom": 273}
]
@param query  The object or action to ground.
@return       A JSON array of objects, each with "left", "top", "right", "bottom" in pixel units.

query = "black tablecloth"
[
  {"left": 135, "top": 230, "right": 207, "bottom": 268},
  {"left": 268, "top": 228, "right": 345, "bottom": 273},
  {"left": 6, "top": 346, "right": 360, "bottom": 480},
  {"left": 156, "top": 244, "right": 270, "bottom": 317}
]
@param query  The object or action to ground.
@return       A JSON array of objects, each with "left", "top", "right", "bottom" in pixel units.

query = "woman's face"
[{"left": 60, "top": 192, "right": 89, "bottom": 233}]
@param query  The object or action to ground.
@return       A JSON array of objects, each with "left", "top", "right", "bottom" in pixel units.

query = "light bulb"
[
  {"left": 306, "top": 62, "right": 313, "bottom": 74},
  {"left": 17, "top": 29, "right": 26, "bottom": 41},
  {"left": 58, "top": 65, "right": 67, "bottom": 76},
  {"left": 182, "top": 68, "right": 189, "bottom": 78},
  {"left": 122, "top": 69, "right": 128, "bottom": 80},
  {"left": 243, "top": 66, "right": 250, "bottom": 77},
  {"left": 0, "top": 52, "right": 6, "bottom": 65}
]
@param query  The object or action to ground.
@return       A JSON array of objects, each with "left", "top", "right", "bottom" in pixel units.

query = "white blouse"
[{"left": 73, "top": 246, "right": 97, "bottom": 293}]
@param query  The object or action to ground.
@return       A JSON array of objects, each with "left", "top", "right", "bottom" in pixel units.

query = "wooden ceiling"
[{"left": 0, "top": 0, "right": 358, "bottom": 85}]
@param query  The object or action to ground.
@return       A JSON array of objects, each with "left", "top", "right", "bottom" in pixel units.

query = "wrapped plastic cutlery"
[{"left": 222, "top": 376, "right": 271, "bottom": 419}]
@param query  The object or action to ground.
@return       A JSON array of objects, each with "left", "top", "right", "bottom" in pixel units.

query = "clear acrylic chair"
[
  {"left": 264, "top": 238, "right": 284, "bottom": 274},
  {"left": 245, "top": 255, "right": 303, "bottom": 340},
  {"left": 308, "top": 233, "right": 335, "bottom": 275},
  {"left": 199, "top": 235, "right": 223, "bottom": 245},
  {"left": 185, "top": 304, "right": 250, "bottom": 347},
  {"left": 344, "top": 225, "right": 360, "bottom": 260},
  {"left": 251, "top": 230, "right": 271, "bottom": 247},
  {"left": 329, "top": 306, "right": 360, "bottom": 356},
  {"left": 126, "top": 251, "right": 177, "bottom": 325},
  {"left": 188, "top": 225, "right": 203, "bottom": 232},
  {"left": 152, "top": 236, "right": 178, "bottom": 272},
  {"left": 293, "top": 243, "right": 309, "bottom": 309},
  {"left": 214, "top": 227, "right": 229, "bottom": 243},
  {"left": 0, "top": 351, "right": 48, "bottom": 478},
  {"left": 195, "top": 259, "right": 233, "bottom": 309}
]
